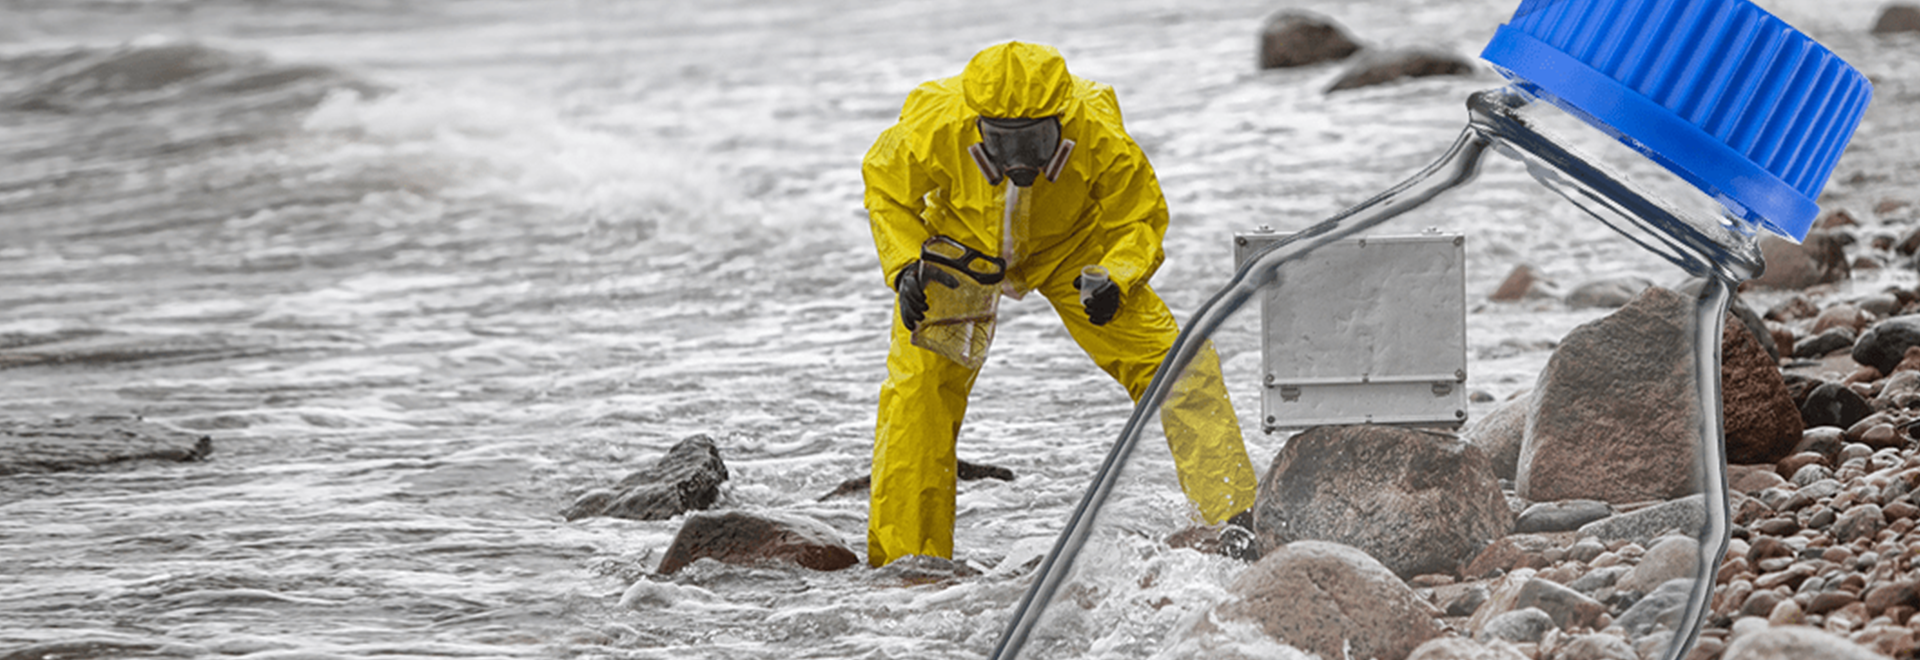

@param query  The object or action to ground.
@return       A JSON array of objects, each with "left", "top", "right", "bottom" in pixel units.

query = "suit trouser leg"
[
  {"left": 1044, "top": 278, "right": 1257, "bottom": 525},
  {"left": 869, "top": 313, "right": 981, "bottom": 567}
]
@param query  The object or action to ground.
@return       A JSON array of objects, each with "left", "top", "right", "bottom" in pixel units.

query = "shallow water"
[{"left": 2, "top": 1, "right": 1914, "bottom": 658}]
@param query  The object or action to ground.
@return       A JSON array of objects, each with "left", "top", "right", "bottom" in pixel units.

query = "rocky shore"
[
  {"left": 1206, "top": 5, "right": 1920, "bottom": 659},
  {"left": 572, "top": 7, "right": 1920, "bottom": 658},
  {"left": 1189, "top": 207, "right": 1920, "bottom": 657},
  {"left": 6, "top": 4, "right": 1903, "bottom": 659}
]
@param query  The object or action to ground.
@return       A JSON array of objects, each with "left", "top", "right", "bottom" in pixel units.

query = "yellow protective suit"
[{"left": 860, "top": 41, "right": 1257, "bottom": 568}]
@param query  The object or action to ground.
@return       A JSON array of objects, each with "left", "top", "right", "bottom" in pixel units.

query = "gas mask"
[{"left": 968, "top": 116, "right": 1075, "bottom": 187}]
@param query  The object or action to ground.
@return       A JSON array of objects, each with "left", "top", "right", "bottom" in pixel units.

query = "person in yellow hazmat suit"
[{"left": 860, "top": 41, "right": 1259, "bottom": 568}]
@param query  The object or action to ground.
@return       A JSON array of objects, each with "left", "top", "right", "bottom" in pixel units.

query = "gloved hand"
[
  {"left": 1073, "top": 273, "right": 1121, "bottom": 326},
  {"left": 896, "top": 260, "right": 959, "bottom": 331}
]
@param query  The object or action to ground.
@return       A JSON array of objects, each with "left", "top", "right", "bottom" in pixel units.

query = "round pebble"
[
  {"left": 1742, "top": 590, "right": 1786, "bottom": 617},
  {"left": 1795, "top": 463, "right": 1838, "bottom": 487},
  {"left": 1770, "top": 598, "right": 1806, "bottom": 625},
  {"left": 1568, "top": 538, "right": 1605, "bottom": 563}
]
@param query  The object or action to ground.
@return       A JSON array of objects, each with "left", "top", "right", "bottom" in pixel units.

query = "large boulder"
[
  {"left": 1519, "top": 286, "right": 1701, "bottom": 503},
  {"left": 1253, "top": 425, "right": 1512, "bottom": 579},
  {"left": 1325, "top": 48, "right": 1474, "bottom": 93},
  {"left": 654, "top": 510, "right": 858, "bottom": 575},
  {"left": 1257, "top": 11, "right": 1362, "bottom": 69},
  {"left": 0, "top": 415, "right": 213, "bottom": 475},
  {"left": 1213, "top": 541, "right": 1443, "bottom": 660},
  {"left": 562, "top": 434, "right": 728, "bottom": 521},
  {"left": 1852, "top": 315, "right": 1920, "bottom": 374},
  {"left": 1721, "top": 321, "right": 1804, "bottom": 464},
  {"left": 1460, "top": 392, "right": 1528, "bottom": 481}
]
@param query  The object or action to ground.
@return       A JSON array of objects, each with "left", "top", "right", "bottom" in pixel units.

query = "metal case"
[{"left": 1233, "top": 229, "right": 1468, "bottom": 432}]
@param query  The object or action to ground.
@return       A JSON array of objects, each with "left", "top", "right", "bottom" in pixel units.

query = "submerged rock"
[
  {"left": 0, "top": 415, "right": 212, "bottom": 475},
  {"left": 816, "top": 458, "right": 1015, "bottom": 501},
  {"left": 655, "top": 510, "right": 858, "bottom": 575},
  {"left": 864, "top": 553, "right": 981, "bottom": 584},
  {"left": 1873, "top": 4, "right": 1920, "bottom": 35},
  {"left": 1489, "top": 264, "right": 1551, "bottom": 302},
  {"left": 1258, "top": 11, "right": 1362, "bottom": 69},
  {"left": 562, "top": 434, "right": 727, "bottom": 521},
  {"left": 1325, "top": 48, "right": 1474, "bottom": 92},
  {"left": 0, "top": 329, "right": 279, "bottom": 369},
  {"left": 1213, "top": 540, "right": 1442, "bottom": 660},
  {"left": 1254, "top": 424, "right": 1512, "bottom": 579}
]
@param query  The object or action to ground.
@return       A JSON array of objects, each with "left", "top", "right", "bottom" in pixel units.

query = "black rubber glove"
[
  {"left": 896, "top": 261, "right": 959, "bottom": 332},
  {"left": 1073, "top": 274, "right": 1121, "bottom": 326}
]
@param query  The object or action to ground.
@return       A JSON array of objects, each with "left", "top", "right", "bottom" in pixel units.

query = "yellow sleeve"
[
  {"left": 1090, "top": 136, "right": 1169, "bottom": 296},
  {"left": 865, "top": 77, "right": 974, "bottom": 290},
  {"left": 1072, "top": 81, "right": 1167, "bottom": 295},
  {"left": 862, "top": 124, "right": 934, "bottom": 289}
]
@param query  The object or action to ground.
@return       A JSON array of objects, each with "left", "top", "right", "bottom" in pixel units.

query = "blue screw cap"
[{"left": 1482, "top": 0, "right": 1872, "bottom": 240}]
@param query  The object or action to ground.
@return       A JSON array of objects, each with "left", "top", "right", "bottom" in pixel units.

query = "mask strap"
[
  {"left": 1043, "top": 139, "right": 1075, "bottom": 183},
  {"left": 968, "top": 143, "right": 1004, "bottom": 185}
]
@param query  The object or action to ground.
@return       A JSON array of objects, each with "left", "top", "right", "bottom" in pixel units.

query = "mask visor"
[{"left": 978, "top": 116, "right": 1062, "bottom": 188}]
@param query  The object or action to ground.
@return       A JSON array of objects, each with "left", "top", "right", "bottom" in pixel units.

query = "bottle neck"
[{"left": 1467, "top": 85, "right": 1764, "bottom": 284}]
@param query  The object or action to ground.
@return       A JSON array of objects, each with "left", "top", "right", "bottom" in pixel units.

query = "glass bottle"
[{"left": 992, "top": 0, "right": 1871, "bottom": 659}]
